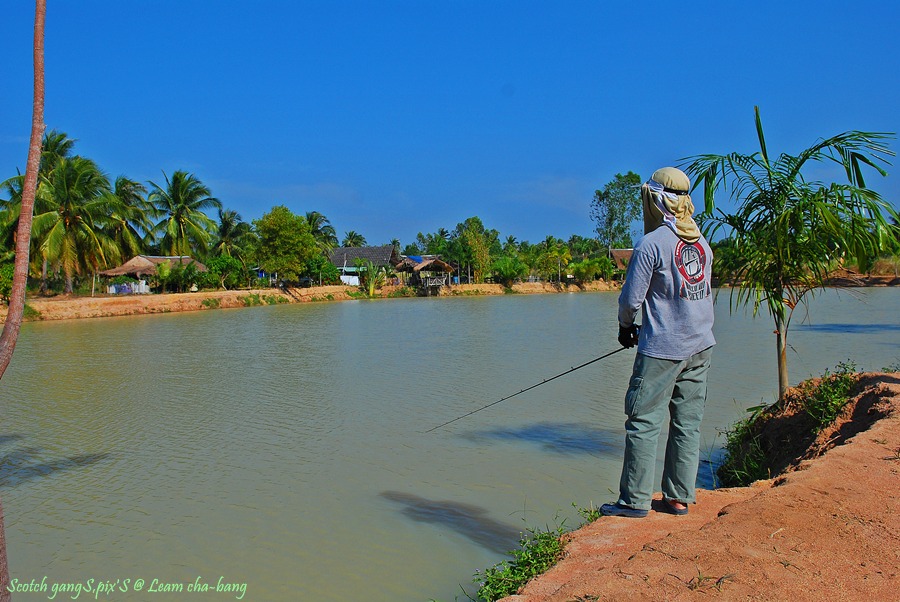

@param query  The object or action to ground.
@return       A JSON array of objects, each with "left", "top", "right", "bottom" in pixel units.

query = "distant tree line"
[
  {"left": 0, "top": 130, "right": 393, "bottom": 295},
  {"left": 1, "top": 130, "right": 641, "bottom": 297}
]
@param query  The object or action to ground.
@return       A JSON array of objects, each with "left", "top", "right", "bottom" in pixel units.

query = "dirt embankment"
[
  {"left": 0, "top": 288, "right": 295, "bottom": 321},
  {"left": 501, "top": 373, "right": 900, "bottom": 602},
  {"left": 0, "top": 280, "right": 617, "bottom": 322}
]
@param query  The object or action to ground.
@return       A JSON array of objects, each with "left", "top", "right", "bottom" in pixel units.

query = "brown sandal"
[{"left": 662, "top": 498, "right": 689, "bottom": 515}]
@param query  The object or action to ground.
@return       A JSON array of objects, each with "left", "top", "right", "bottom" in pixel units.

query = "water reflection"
[
  {"left": 0, "top": 435, "right": 110, "bottom": 488},
  {"left": 380, "top": 491, "right": 521, "bottom": 554},
  {"left": 462, "top": 422, "right": 622, "bottom": 455}
]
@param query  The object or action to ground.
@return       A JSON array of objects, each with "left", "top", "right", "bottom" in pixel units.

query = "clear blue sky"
[{"left": 3, "top": 1, "right": 898, "bottom": 247}]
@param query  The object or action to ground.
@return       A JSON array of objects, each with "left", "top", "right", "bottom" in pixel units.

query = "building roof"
[
  {"left": 328, "top": 245, "right": 399, "bottom": 268},
  {"left": 413, "top": 258, "right": 454, "bottom": 273},
  {"left": 99, "top": 255, "right": 208, "bottom": 277},
  {"left": 394, "top": 254, "right": 455, "bottom": 273},
  {"left": 610, "top": 249, "right": 634, "bottom": 270}
]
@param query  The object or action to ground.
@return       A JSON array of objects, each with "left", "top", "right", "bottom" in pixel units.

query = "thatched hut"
[
  {"left": 100, "top": 255, "right": 208, "bottom": 278},
  {"left": 394, "top": 256, "right": 455, "bottom": 292},
  {"left": 99, "top": 255, "right": 208, "bottom": 294}
]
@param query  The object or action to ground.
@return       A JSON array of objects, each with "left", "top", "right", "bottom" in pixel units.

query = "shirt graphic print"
[{"left": 674, "top": 240, "right": 710, "bottom": 301}]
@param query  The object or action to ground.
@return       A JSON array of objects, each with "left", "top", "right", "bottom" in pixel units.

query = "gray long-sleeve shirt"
[{"left": 617, "top": 227, "right": 715, "bottom": 360}]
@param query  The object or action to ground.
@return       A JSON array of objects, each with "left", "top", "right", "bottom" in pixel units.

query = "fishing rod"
[{"left": 425, "top": 345, "right": 629, "bottom": 433}]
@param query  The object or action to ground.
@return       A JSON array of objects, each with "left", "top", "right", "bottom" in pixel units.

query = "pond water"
[{"left": 1, "top": 288, "right": 897, "bottom": 601}]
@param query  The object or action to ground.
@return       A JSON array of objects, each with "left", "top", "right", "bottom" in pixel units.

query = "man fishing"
[{"left": 601, "top": 166, "right": 715, "bottom": 518}]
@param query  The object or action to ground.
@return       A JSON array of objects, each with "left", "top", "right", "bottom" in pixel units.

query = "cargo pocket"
[{"left": 624, "top": 374, "right": 644, "bottom": 417}]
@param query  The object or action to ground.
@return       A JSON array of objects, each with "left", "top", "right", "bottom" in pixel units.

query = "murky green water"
[{"left": 1, "top": 289, "right": 897, "bottom": 601}]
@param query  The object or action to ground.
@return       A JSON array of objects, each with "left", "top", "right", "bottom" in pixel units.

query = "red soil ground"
[{"left": 501, "top": 373, "right": 900, "bottom": 601}]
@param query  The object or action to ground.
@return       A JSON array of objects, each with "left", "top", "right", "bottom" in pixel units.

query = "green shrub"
[
  {"left": 23, "top": 304, "right": 42, "bottom": 320},
  {"left": 802, "top": 361, "right": 857, "bottom": 431},
  {"left": 0, "top": 263, "right": 14, "bottom": 303},
  {"left": 716, "top": 404, "right": 770, "bottom": 487},
  {"left": 263, "top": 294, "right": 288, "bottom": 305},
  {"left": 387, "top": 286, "right": 416, "bottom": 298},
  {"left": 716, "top": 362, "right": 859, "bottom": 487},
  {"left": 201, "top": 298, "right": 221, "bottom": 309}
]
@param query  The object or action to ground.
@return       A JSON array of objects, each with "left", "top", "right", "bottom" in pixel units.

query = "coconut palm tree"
[
  {"left": 212, "top": 208, "right": 252, "bottom": 261},
  {"left": 147, "top": 170, "right": 221, "bottom": 257},
  {"left": 685, "top": 107, "right": 897, "bottom": 399},
  {"left": 342, "top": 230, "right": 366, "bottom": 247},
  {"left": 1, "top": 4, "right": 46, "bottom": 592},
  {"left": 1, "top": 130, "right": 78, "bottom": 288},
  {"left": 304, "top": 211, "right": 338, "bottom": 254},
  {"left": 39, "top": 129, "right": 75, "bottom": 174},
  {"left": 0, "top": 177, "right": 25, "bottom": 261},
  {"left": 567, "top": 234, "right": 599, "bottom": 260},
  {"left": 107, "top": 175, "right": 153, "bottom": 261},
  {"left": 31, "top": 156, "right": 122, "bottom": 293}
]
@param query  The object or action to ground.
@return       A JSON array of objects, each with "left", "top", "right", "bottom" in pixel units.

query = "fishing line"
[{"left": 425, "top": 346, "right": 629, "bottom": 433}]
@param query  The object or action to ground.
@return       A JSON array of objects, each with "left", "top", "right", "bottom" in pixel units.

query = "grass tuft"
[
  {"left": 801, "top": 361, "right": 857, "bottom": 431},
  {"left": 201, "top": 297, "right": 220, "bottom": 309},
  {"left": 23, "top": 303, "right": 42, "bottom": 320},
  {"left": 473, "top": 523, "right": 566, "bottom": 602}
]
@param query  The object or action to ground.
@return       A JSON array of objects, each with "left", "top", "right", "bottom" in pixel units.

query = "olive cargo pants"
[{"left": 616, "top": 348, "right": 712, "bottom": 510}]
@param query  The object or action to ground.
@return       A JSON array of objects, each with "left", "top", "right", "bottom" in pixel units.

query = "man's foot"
[
  {"left": 600, "top": 503, "right": 648, "bottom": 518},
  {"left": 661, "top": 498, "right": 689, "bottom": 515}
]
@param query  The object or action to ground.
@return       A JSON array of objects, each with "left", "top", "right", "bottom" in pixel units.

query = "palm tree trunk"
[
  {"left": 0, "top": 502, "right": 10, "bottom": 602},
  {"left": 0, "top": 2, "right": 46, "bottom": 599},
  {"left": 775, "top": 315, "right": 789, "bottom": 400},
  {"left": 40, "top": 257, "right": 47, "bottom": 294}
]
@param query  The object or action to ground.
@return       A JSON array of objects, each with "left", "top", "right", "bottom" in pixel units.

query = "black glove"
[{"left": 618, "top": 324, "right": 640, "bottom": 349}]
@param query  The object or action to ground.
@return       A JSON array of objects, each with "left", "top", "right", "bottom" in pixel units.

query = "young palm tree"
[
  {"left": 342, "top": 230, "right": 366, "bottom": 247},
  {"left": 147, "top": 170, "right": 221, "bottom": 257},
  {"left": 357, "top": 259, "right": 386, "bottom": 297},
  {"left": 491, "top": 254, "right": 528, "bottom": 287},
  {"left": 686, "top": 107, "right": 896, "bottom": 399},
  {"left": 32, "top": 156, "right": 120, "bottom": 293},
  {"left": 304, "top": 211, "right": 338, "bottom": 253}
]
